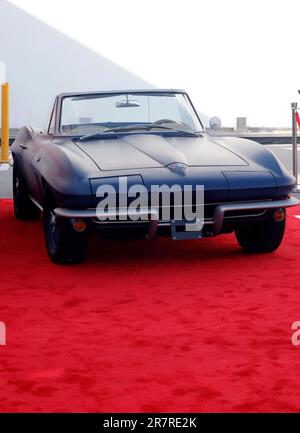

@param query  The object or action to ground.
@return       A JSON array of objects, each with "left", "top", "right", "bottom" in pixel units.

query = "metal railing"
[{"left": 291, "top": 102, "right": 300, "bottom": 190}]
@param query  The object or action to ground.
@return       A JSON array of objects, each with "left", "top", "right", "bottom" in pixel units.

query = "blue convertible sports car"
[{"left": 12, "top": 89, "right": 299, "bottom": 263}]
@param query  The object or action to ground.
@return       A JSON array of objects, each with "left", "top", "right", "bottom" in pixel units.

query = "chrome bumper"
[
  {"left": 54, "top": 207, "right": 160, "bottom": 238},
  {"left": 54, "top": 196, "right": 299, "bottom": 237},
  {"left": 54, "top": 207, "right": 158, "bottom": 220},
  {"left": 211, "top": 195, "right": 299, "bottom": 234}
]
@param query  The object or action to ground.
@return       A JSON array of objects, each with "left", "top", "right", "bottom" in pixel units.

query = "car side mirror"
[{"left": 209, "top": 116, "right": 221, "bottom": 130}]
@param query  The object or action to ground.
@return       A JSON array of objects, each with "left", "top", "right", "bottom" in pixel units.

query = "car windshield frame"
[{"left": 55, "top": 90, "right": 204, "bottom": 137}]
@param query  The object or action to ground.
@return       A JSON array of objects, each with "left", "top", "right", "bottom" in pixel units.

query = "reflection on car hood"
[{"left": 74, "top": 133, "right": 248, "bottom": 171}]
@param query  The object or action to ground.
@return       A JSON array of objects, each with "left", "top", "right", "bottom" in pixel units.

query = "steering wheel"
[
  {"left": 154, "top": 119, "right": 186, "bottom": 126},
  {"left": 154, "top": 119, "right": 176, "bottom": 125}
]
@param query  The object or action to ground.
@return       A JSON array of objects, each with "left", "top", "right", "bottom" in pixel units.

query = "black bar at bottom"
[{"left": 0, "top": 413, "right": 299, "bottom": 432}]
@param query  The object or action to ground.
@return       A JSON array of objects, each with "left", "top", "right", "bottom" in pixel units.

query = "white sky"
[{"left": 8, "top": 0, "right": 300, "bottom": 127}]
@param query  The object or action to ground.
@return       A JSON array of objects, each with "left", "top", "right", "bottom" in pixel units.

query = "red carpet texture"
[{"left": 1, "top": 198, "right": 300, "bottom": 412}]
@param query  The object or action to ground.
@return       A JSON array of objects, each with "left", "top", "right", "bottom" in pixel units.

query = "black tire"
[
  {"left": 43, "top": 205, "right": 88, "bottom": 264},
  {"left": 235, "top": 211, "right": 286, "bottom": 253},
  {"left": 13, "top": 162, "right": 41, "bottom": 220}
]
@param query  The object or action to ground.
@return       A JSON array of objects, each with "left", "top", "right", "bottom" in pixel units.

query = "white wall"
[
  {"left": 3, "top": 0, "right": 300, "bottom": 128},
  {"left": 0, "top": 62, "right": 5, "bottom": 84},
  {"left": 0, "top": 1, "right": 154, "bottom": 129}
]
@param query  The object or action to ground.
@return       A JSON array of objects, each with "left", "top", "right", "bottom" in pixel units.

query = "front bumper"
[
  {"left": 54, "top": 195, "right": 299, "bottom": 237},
  {"left": 211, "top": 195, "right": 299, "bottom": 234}
]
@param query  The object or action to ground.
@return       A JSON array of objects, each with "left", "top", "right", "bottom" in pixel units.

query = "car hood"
[{"left": 74, "top": 133, "right": 248, "bottom": 171}]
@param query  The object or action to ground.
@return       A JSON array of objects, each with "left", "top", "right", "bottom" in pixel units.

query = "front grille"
[{"left": 92, "top": 195, "right": 269, "bottom": 223}]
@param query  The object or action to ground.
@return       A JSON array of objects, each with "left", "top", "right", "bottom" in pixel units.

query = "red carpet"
[{"left": 1, "top": 198, "right": 300, "bottom": 412}]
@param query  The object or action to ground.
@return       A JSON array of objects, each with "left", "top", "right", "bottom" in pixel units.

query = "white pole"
[{"left": 0, "top": 62, "right": 6, "bottom": 84}]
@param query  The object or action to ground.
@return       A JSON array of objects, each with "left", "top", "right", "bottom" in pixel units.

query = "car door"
[
  {"left": 20, "top": 99, "right": 58, "bottom": 202},
  {"left": 18, "top": 132, "right": 42, "bottom": 200}
]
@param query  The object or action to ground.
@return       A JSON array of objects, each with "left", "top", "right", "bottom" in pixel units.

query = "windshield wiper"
[{"left": 79, "top": 123, "right": 200, "bottom": 142}]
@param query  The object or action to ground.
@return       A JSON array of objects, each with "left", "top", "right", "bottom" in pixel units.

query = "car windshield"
[{"left": 60, "top": 92, "right": 203, "bottom": 136}]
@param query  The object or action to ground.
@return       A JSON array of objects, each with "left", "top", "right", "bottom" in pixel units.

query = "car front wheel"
[
  {"left": 43, "top": 206, "right": 88, "bottom": 264},
  {"left": 234, "top": 210, "right": 286, "bottom": 253}
]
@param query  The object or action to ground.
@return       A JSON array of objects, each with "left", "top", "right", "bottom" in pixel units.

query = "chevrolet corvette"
[{"left": 12, "top": 89, "right": 299, "bottom": 263}]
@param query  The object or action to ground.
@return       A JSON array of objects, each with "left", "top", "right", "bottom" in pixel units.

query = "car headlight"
[{"left": 90, "top": 175, "right": 144, "bottom": 196}]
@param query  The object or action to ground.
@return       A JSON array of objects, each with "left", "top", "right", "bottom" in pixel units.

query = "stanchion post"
[
  {"left": 291, "top": 102, "right": 299, "bottom": 188},
  {"left": 0, "top": 82, "right": 9, "bottom": 163}
]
